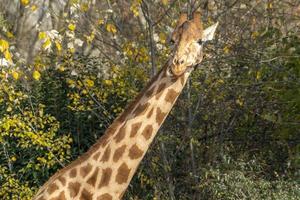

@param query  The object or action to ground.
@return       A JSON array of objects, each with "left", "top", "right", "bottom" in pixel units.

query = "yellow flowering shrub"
[
  {"left": 106, "top": 23, "right": 117, "bottom": 34},
  {"left": 130, "top": 0, "right": 142, "bottom": 17},
  {"left": 64, "top": 57, "right": 147, "bottom": 118},
  {"left": 122, "top": 42, "right": 150, "bottom": 64},
  {"left": 0, "top": 67, "right": 72, "bottom": 199},
  {"left": 68, "top": 23, "right": 76, "bottom": 31},
  {"left": 0, "top": 39, "right": 13, "bottom": 63},
  {"left": 0, "top": 166, "right": 35, "bottom": 200}
]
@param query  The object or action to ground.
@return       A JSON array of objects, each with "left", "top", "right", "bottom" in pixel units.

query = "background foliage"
[{"left": 0, "top": 0, "right": 299, "bottom": 199}]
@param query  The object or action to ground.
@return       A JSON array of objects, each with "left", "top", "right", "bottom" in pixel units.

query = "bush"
[{"left": 199, "top": 158, "right": 300, "bottom": 200}]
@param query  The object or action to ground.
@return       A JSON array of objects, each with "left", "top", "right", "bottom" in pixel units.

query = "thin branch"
[
  {"left": 152, "top": 0, "right": 178, "bottom": 27},
  {"left": 141, "top": 0, "right": 157, "bottom": 75}
]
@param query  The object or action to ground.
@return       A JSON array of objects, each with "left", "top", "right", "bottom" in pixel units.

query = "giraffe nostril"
[{"left": 173, "top": 58, "right": 179, "bottom": 65}]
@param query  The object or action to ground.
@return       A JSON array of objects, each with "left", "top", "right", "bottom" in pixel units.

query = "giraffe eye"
[
  {"left": 170, "top": 39, "right": 175, "bottom": 45},
  {"left": 197, "top": 39, "right": 203, "bottom": 45}
]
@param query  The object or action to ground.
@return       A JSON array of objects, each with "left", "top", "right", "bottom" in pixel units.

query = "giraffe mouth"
[
  {"left": 170, "top": 64, "right": 187, "bottom": 76},
  {"left": 169, "top": 63, "right": 195, "bottom": 77}
]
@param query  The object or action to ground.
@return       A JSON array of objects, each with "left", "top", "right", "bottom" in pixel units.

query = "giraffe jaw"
[
  {"left": 169, "top": 62, "right": 196, "bottom": 77},
  {"left": 170, "top": 64, "right": 187, "bottom": 76}
]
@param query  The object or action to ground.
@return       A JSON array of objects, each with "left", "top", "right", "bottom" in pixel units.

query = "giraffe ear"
[
  {"left": 176, "top": 13, "right": 188, "bottom": 28},
  {"left": 192, "top": 11, "right": 203, "bottom": 31},
  {"left": 202, "top": 22, "right": 219, "bottom": 42}
]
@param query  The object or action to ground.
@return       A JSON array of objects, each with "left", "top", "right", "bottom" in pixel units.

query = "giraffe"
[{"left": 33, "top": 11, "right": 218, "bottom": 200}]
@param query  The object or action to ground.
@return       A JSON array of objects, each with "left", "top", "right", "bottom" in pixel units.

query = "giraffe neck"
[{"left": 34, "top": 62, "right": 192, "bottom": 200}]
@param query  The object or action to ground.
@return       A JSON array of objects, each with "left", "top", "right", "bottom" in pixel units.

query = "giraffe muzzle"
[
  {"left": 170, "top": 64, "right": 186, "bottom": 76},
  {"left": 170, "top": 55, "right": 188, "bottom": 76}
]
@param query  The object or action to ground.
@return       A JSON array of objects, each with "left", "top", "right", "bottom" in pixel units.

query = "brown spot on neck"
[
  {"left": 145, "top": 86, "right": 155, "bottom": 97},
  {"left": 113, "top": 144, "right": 127, "bottom": 162},
  {"left": 156, "top": 83, "right": 166, "bottom": 100},
  {"left": 147, "top": 107, "right": 154, "bottom": 118},
  {"left": 116, "top": 162, "right": 131, "bottom": 184},
  {"left": 88, "top": 142, "right": 101, "bottom": 154},
  {"left": 69, "top": 168, "right": 77, "bottom": 178},
  {"left": 142, "top": 125, "right": 153, "bottom": 140},
  {"left": 100, "top": 121, "right": 121, "bottom": 147},
  {"left": 47, "top": 183, "right": 58, "bottom": 194},
  {"left": 87, "top": 167, "right": 99, "bottom": 187},
  {"left": 98, "top": 168, "right": 112, "bottom": 188},
  {"left": 117, "top": 66, "right": 166, "bottom": 122},
  {"left": 106, "top": 121, "right": 121, "bottom": 135},
  {"left": 128, "top": 144, "right": 144, "bottom": 159},
  {"left": 68, "top": 182, "right": 81, "bottom": 198},
  {"left": 100, "top": 146, "right": 111, "bottom": 162},
  {"left": 80, "top": 188, "right": 93, "bottom": 200},
  {"left": 114, "top": 126, "right": 126, "bottom": 143},
  {"left": 165, "top": 88, "right": 179, "bottom": 104},
  {"left": 57, "top": 176, "right": 66, "bottom": 186},
  {"left": 156, "top": 107, "right": 166, "bottom": 125},
  {"left": 80, "top": 163, "right": 92, "bottom": 178},
  {"left": 92, "top": 152, "right": 101, "bottom": 161},
  {"left": 130, "top": 122, "right": 142, "bottom": 138},
  {"left": 97, "top": 193, "right": 113, "bottom": 200},
  {"left": 133, "top": 102, "right": 150, "bottom": 117}
]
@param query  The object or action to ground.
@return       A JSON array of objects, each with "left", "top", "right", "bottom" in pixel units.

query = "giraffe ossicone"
[{"left": 33, "top": 11, "right": 218, "bottom": 200}]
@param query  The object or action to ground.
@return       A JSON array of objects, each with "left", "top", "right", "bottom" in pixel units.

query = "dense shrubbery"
[
  {"left": 198, "top": 158, "right": 300, "bottom": 200},
  {"left": 0, "top": 53, "right": 148, "bottom": 198},
  {"left": 0, "top": 64, "right": 71, "bottom": 198}
]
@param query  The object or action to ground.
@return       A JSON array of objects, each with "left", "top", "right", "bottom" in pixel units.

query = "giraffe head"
[{"left": 169, "top": 12, "right": 218, "bottom": 76}]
